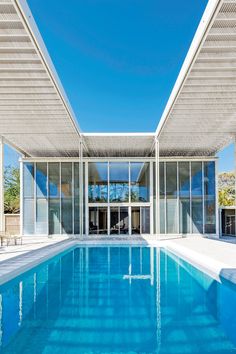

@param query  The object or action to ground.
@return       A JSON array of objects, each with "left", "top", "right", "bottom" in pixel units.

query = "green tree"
[
  {"left": 4, "top": 165, "right": 20, "bottom": 213},
  {"left": 218, "top": 172, "right": 235, "bottom": 207}
]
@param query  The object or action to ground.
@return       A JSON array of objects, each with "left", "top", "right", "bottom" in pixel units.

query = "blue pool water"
[{"left": 0, "top": 246, "right": 236, "bottom": 353}]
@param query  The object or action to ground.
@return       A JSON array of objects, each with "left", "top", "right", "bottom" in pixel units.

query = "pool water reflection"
[{"left": 0, "top": 247, "right": 236, "bottom": 353}]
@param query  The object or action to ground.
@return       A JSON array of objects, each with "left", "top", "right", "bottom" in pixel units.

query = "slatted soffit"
[
  {"left": 156, "top": 0, "right": 236, "bottom": 157},
  {"left": 83, "top": 133, "right": 155, "bottom": 157},
  {"left": 0, "top": 0, "right": 236, "bottom": 158},
  {"left": 0, "top": 0, "right": 82, "bottom": 157}
]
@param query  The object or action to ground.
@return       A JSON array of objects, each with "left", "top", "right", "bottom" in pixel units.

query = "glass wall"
[
  {"left": 110, "top": 207, "right": 129, "bottom": 235},
  {"left": 204, "top": 161, "right": 216, "bottom": 234},
  {"left": 191, "top": 162, "right": 203, "bottom": 234},
  {"left": 166, "top": 162, "right": 178, "bottom": 234},
  {"left": 109, "top": 163, "right": 129, "bottom": 202},
  {"left": 74, "top": 163, "right": 80, "bottom": 234},
  {"left": 23, "top": 159, "right": 216, "bottom": 236},
  {"left": 49, "top": 163, "right": 60, "bottom": 235},
  {"left": 130, "top": 163, "right": 149, "bottom": 202},
  {"left": 179, "top": 162, "right": 190, "bottom": 234},
  {"left": 158, "top": 160, "right": 216, "bottom": 235},
  {"left": 36, "top": 163, "right": 47, "bottom": 234},
  {"left": 88, "top": 163, "right": 108, "bottom": 202},
  {"left": 61, "top": 163, "right": 73, "bottom": 234},
  {"left": 23, "top": 162, "right": 81, "bottom": 235},
  {"left": 89, "top": 207, "right": 107, "bottom": 234},
  {"left": 23, "top": 163, "right": 34, "bottom": 234}
]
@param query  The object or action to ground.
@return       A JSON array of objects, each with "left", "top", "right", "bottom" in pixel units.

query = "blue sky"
[{"left": 4, "top": 0, "right": 233, "bottom": 172}]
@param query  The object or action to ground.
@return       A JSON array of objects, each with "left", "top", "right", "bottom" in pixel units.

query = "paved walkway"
[{"left": 166, "top": 236, "right": 236, "bottom": 283}]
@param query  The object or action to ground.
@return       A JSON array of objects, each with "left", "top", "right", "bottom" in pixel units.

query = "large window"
[
  {"left": 109, "top": 163, "right": 129, "bottom": 202},
  {"left": 48, "top": 163, "right": 60, "bottom": 235},
  {"left": 23, "top": 163, "right": 34, "bottom": 234},
  {"left": 36, "top": 163, "right": 47, "bottom": 234},
  {"left": 166, "top": 162, "right": 178, "bottom": 234},
  {"left": 61, "top": 163, "right": 73, "bottom": 234},
  {"left": 130, "top": 163, "right": 149, "bottom": 202},
  {"left": 131, "top": 206, "right": 150, "bottom": 234},
  {"left": 159, "top": 162, "right": 165, "bottom": 234},
  {"left": 74, "top": 162, "right": 80, "bottom": 234},
  {"left": 88, "top": 163, "right": 108, "bottom": 202},
  {"left": 89, "top": 207, "right": 107, "bottom": 234},
  {"left": 179, "top": 162, "right": 190, "bottom": 234},
  {"left": 191, "top": 162, "right": 203, "bottom": 234},
  {"left": 204, "top": 161, "right": 216, "bottom": 234},
  {"left": 110, "top": 207, "right": 129, "bottom": 234}
]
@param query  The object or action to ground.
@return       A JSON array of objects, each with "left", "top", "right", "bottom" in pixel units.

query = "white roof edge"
[
  {"left": 155, "top": 0, "right": 223, "bottom": 137},
  {"left": 15, "top": 0, "right": 82, "bottom": 136},
  {"left": 82, "top": 132, "right": 155, "bottom": 137}
]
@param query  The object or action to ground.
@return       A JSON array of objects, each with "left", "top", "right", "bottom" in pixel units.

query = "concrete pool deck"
[{"left": 0, "top": 235, "right": 236, "bottom": 285}]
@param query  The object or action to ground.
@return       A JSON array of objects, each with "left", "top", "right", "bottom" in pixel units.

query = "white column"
[
  {"left": 155, "top": 137, "right": 160, "bottom": 236},
  {"left": 0, "top": 137, "right": 4, "bottom": 232}
]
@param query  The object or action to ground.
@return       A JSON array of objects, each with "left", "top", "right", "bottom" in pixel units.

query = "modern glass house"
[
  {"left": 22, "top": 157, "right": 217, "bottom": 236},
  {"left": 0, "top": 0, "right": 234, "bottom": 238}
]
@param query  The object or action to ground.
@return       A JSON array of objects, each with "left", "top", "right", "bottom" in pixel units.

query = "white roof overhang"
[
  {"left": 83, "top": 133, "right": 155, "bottom": 157},
  {"left": 156, "top": 0, "right": 236, "bottom": 157},
  {"left": 1, "top": 0, "right": 236, "bottom": 159},
  {"left": 0, "top": 0, "right": 83, "bottom": 157}
]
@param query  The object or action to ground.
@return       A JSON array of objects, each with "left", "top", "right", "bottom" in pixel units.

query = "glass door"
[
  {"left": 110, "top": 207, "right": 129, "bottom": 235},
  {"left": 131, "top": 207, "right": 150, "bottom": 235}
]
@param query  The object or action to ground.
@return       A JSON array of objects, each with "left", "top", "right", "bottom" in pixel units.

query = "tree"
[
  {"left": 218, "top": 172, "right": 235, "bottom": 207},
  {"left": 4, "top": 165, "right": 20, "bottom": 213}
]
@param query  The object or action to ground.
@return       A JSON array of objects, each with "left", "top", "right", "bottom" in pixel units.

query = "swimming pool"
[{"left": 0, "top": 246, "right": 236, "bottom": 353}]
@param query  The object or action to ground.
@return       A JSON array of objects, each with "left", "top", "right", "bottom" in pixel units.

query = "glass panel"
[
  {"left": 166, "top": 162, "right": 177, "bottom": 233},
  {"left": 61, "top": 163, "right": 73, "bottom": 234},
  {"left": 74, "top": 162, "right": 80, "bottom": 234},
  {"left": 98, "top": 208, "right": 107, "bottom": 234},
  {"left": 61, "top": 198, "right": 73, "bottom": 234},
  {"left": 109, "top": 162, "right": 129, "bottom": 202},
  {"left": 141, "top": 207, "right": 150, "bottom": 234},
  {"left": 204, "top": 161, "right": 216, "bottom": 234},
  {"left": 23, "top": 163, "right": 34, "bottom": 198},
  {"left": 89, "top": 207, "right": 98, "bottom": 234},
  {"left": 36, "top": 199, "right": 47, "bottom": 234},
  {"left": 88, "top": 163, "right": 108, "bottom": 202},
  {"left": 61, "top": 163, "right": 72, "bottom": 197},
  {"left": 179, "top": 162, "right": 190, "bottom": 234},
  {"left": 120, "top": 207, "right": 129, "bottom": 234},
  {"left": 110, "top": 207, "right": 129, "bottom": 235},
  {"left": 89, "top": 207, "right": 107, "bottom": 234},
  {"left": 179, "top": 200, "right": 190, "bottom": 234},
  {"left": 49, "top": 199, "right": 60, "bottom": 234},
  {"left": 132, "top": 207, "right": 140, "bottom": 234},
  {"left": 191, "top": 162, "right": 203, "bottom": 233},
  {"left": 110, "top": 207, "right": 119, "bottom": 234},
  {"left": 23, "top": 198, "right": 34, "bottom": 234},
  {"left": 159, "top": 162, "right": 165, "bottom": 234},
  {"left": 36, "top": 163, "right": 47, "bottom": 198},
  {"left": 49, "top": 163, "right": 60, "bottom": 198},
  {"left": 130, "top": 162, "right": 149, "bottom": 202}
]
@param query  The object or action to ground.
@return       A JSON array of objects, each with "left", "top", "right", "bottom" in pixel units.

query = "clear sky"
[{"left": 4, "top": 0, "right": 234, "bottom": 172}]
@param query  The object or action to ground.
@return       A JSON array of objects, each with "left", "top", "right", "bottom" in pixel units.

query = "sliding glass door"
[{"left": 131, "top": 207, "right": 150, "bottom": 235}]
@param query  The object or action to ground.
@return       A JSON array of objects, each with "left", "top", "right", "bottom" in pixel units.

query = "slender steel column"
[
  {"left": 0, "top": 137, "right": 4, "bottom": 232},
  {"left": 155, "top": 137, "right": 160, "bottom": 236}
]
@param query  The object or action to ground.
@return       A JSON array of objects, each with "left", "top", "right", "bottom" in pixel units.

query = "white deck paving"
[{"left": 0, "top": 235, "right": 236, "bottom": 285}]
